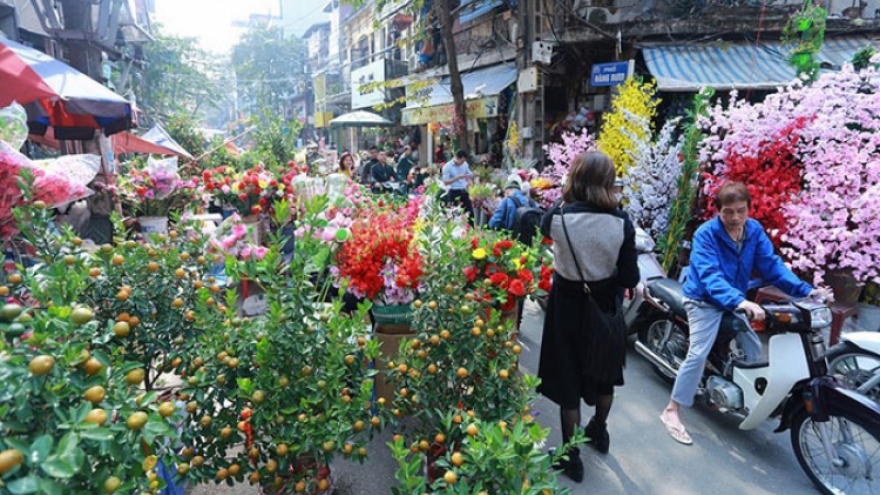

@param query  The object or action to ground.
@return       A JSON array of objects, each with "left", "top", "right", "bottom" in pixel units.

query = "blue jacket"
[
  {"left": 489, "top": 190, "right": 531, "bottom": 231},
  {"left": 683, "top": 217, "right": 812, "bottom": 311}
]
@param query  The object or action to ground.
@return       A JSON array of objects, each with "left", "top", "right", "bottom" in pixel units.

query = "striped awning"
[{"left": 643, "top": 36, "right": 874, "bottom": 92}]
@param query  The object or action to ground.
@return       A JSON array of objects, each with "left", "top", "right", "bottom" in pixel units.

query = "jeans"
[{"left": 670, "top": 298, "right": 762, "bottom": 407}]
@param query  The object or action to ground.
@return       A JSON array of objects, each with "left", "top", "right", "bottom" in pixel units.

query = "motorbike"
[
  {"left": 634, "top": 278, "right": 880, "bottom": 495},
  {"left": 826, "top": 332, "right": 880, "bottom": 402},
  {"left": 621, "top": 227, "right": 667, "bottom": 336}
]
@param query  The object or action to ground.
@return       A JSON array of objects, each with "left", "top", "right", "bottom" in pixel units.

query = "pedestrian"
[
  {"left": 441, "top": 150, "right": 474, "bottom": 222},
  {"left": 659, "top": 181, "right": 831, "bottom": 446},
  {"left": 371, "top": 151, "right": 399, "bottom": 193},
  {"left": 359, "top": 146, "right": 380, "bottom": 185},
  {"left": 338, "top": 152, "right": 355, "bottom": 178},
  {"left": 396, "top": 145, "right": 416, "bottom": 192},
  {"left": 489, "top": 180, "right": 535, "bottom": 231},
  {"left": 537, "top": 151, "right": 639, "bottom": 482}
]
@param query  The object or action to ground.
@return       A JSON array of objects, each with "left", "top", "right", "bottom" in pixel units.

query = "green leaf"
[
  {"left": 37, "top": 478, "right": 64, "bottom": 495},
  {"left": 28, "top": 435, "right": 53, "bottom": 464},
  {"left": 7, "top": 475, "right": 40, "bottom": 494},
  {"left": 79, "top": 428, "right": 114, "bottom": 442},
  {"left": 39, "top": 457, "right": 77, "bottom": 479},
  {"left": 56, "top": 432, "right": 79, "bottom": 460}
]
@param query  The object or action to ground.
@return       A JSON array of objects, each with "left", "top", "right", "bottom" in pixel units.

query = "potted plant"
[
  {"left": 0, "top": 201, "right": 183, "bottom": 494},
  {"left": 177, "top": 196, "right": 386, "bottom": 494}
]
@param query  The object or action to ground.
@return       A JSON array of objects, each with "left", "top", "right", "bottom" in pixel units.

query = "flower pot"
[
  {"left": 858, "top": 303, "right": 880, "bottom": 332},
  {"left": 139, "top": 216, "right": 169, "bottom": 235},
  {"left": 372, "top": 303, "right": 414, "bottom": 326},
  {"left": 825, "top": 268, "right": 862, "bottom": 306}
]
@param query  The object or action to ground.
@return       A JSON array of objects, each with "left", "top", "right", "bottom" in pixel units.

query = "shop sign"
[
  {"left": 351, "top": 59, "right": 388, "bottom": 109},
  {"left": 313, "top": 74, "right": 326, "bottom": 103},
  {"left": 315, "top": 111, "right": 334, "bottom": 128},
  {"left": 590, "top": 61, "right": 631, "bottom": 87},
  {"left": 401, "top": 96, "right": 499, "bottom": 126}
]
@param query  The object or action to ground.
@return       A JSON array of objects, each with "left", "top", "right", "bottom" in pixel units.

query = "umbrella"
[
  {"left": 0, "top": 37, "right": 133, "bottom": 140},
  {"left": 138, "top": 125, "right": 194, "bottom": 159},
  {"left": 30, "top": 127, "right": 191, "bottom": 159},
  {"left": 329, "top": 111, "right": 394, "bottom": 127}
]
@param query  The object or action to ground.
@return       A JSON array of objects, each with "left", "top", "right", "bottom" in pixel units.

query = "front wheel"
[
  {"left": 791, "top": 410, "right": 880, "bottom": 495},
  {"left": 827, "top": 343, "right": 880, "bottom": 402}
]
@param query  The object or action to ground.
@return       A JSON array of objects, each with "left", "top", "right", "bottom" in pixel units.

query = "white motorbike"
[
  {"left": 634, "top": 281, "right": 880, "bottom": 495},
  {"left": 827, "top": 332, "right": 880, "bottom": 402},
  {"left": 621, "top": 227, "right": 667, "bottom": 336}
]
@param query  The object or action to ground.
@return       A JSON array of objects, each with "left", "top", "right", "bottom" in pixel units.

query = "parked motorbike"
[
  {"left": 621, "top": 227, "right": 667, "bottom": 336},
  {"left": 827, "top": 332, "right": 880, "bottom": 402},
  {"left": 634, "top": 278, "right": 880, "bottom": 495}
]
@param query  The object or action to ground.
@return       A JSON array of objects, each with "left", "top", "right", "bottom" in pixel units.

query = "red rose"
[
  {"left": 501, "top": 293, "right": 516, "bottom": 311},
  {"left": 493, "top": 246, "right": 502, "bottom": 257},
  {"left": 540, "top": 265, "right": 553, "bottom": 280},
  {"left": 538, "top": 279, "right": 552, "bottom": 292},
  {"left": 484, "top": 263, "right": 501, "bottom": 276},
  {"left": 238, "top": 193, "right": 248, "bottom": 201},
  {"left": 490, "top": 272, "right": 508, "bottom": 287},
  {"left": 541, "top": 236, "right": 553, "bottom": 246},
  {"left": 464, "top": 266, "right": 479, "bottom": 282},
  {"left": 251, "top": 205, "right": 262, "bottom": 214},
  {"left": 508, "top": 279, "right": 526, "bottom": 297},
  {"left": 499, "top": 240, "right": 513, "bottom": 250},
  {"left": 518, "top": 269, "right": 534, "bottom": 284}
]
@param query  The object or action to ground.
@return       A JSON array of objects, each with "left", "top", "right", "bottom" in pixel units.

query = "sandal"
[{"left": 660, "top": 414, "right": 693, "bottom": 445}]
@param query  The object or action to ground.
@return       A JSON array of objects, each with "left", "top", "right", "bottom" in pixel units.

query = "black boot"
[
  {"left": 584, "top": 418, "right": 610, "bottom": 454},
  {"left": 552, "top": 447, "right": 584, "bottom": 482}
]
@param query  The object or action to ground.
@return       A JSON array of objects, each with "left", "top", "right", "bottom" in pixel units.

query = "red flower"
[
  {"left": 471, "top": 236, "right": 479, "bottom": 249},
  {"left": 508, "top": 279, "right": 526, "bottom": 297},
  {"left": 484, "top": 263, "right": 501, "bottom": 276},
  {"left": 251, "top": 205, "right": 261, "bottom": 215},
  {"left": 490, "top": 272, "right": 509, "bottom": 287},
  {"left": 498, "top": 239, "right": 513, "bottom": 250},
  {"left": 493, "top": 246, "right": 502, "bottom": 257},
  {"left": 500, "top": 293, "right": 516, "bottom": 311},
  {"left": 238, "top": 193, "right": 248, "bottom": 202},
  {"left": 518, "top": 269, "right": 534, "bottom": 284},
  {"left": 541, "top": 236, "right": 553, "bottom": 246},
  {"left": 538, "top": 279, "right": 552, "bottom": 292},
  {"left": 463, "top": 266, "right": 479, "bottom": 282},
  {"left": 540, "top": 265, "right": 553, "bottom": 280}
]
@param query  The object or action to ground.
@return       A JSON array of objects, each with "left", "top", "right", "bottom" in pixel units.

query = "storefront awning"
[
  {"left": 643, "top": 36, "right": 873, "bottom": 92},
  {"left": 401, "top": 64, "right": 516, "bottom": 126}
]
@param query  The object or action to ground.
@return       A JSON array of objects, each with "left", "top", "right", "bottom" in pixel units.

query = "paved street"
[{"left": 193, "top": 300, "right": 821, "bottom": 495}]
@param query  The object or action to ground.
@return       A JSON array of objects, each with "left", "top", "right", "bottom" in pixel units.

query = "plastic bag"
[
  {"left": 0, "top": 141, "right": 92, "bottom": 240},
  {"left": 34, "top": 154, "right": 101, "bottom": 187},
  {"left": 0, "top": 102, "right": 28, "bottom": 150},
  {"left": 147, "top": 155, "right": 179, "bottom": 176}
]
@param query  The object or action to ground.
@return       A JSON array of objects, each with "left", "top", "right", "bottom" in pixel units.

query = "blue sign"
[{"left": 590, "top": 61, "right": 630, "bottom": 87}]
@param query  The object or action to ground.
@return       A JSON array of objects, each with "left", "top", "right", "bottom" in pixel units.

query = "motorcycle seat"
[{"left": 647, "top": 278, "right": 688, "bottom": 320}]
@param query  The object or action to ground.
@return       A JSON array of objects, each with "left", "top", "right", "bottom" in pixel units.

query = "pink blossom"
[{"left": 253, "top": 246, "right": 269, "bottom": 260}]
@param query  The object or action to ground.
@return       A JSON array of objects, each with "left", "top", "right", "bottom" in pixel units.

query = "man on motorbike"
[{"left": 660, "top": 181, "right": 831, "bottom": 445}]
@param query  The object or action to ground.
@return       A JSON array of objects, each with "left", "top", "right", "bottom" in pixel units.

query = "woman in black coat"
[{"left": 537, "top": 151, "right": 639, "bottom": 482}]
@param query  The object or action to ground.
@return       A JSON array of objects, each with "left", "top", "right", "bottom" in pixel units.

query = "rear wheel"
[
  {"left": 639, "top": 319, "right": 680, "bottom": 384},
  {"left": 791, "top": 410, "right": 880, "bottom": 495},
  {"left": 827, "top": 343, "right": 880, "bottom": 402}
]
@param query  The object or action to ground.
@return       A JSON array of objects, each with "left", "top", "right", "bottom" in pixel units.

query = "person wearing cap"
[{"left": 489, "top": 180, "right": 535, "bottom": 231}]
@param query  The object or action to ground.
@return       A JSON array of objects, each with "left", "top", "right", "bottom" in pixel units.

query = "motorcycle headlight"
[{"left": 810, "top": 307, "right": 833, "bottom": 329}]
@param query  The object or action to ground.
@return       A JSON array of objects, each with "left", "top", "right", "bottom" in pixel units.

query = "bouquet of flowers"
[
  {"left": 463, "top": 231, "right": 553, "bottom": 313},
  {"left": 538, "top": 129, "right": 598, "bottom": 208},
  {"left": 334, "top": 206, "right": 422, "bottom": 305},
  {"left": 468, "top": 182, "right": 498, "bottom": 209},
  {"left": 209, "top": 213, "right": 267, "bottom": 261},
  {"left": 201, "top": 165, "right": 283, "bottom": 216},
  {"left": 119, "top": 157, "right": 198, "bottom": 217},
  {"left": 0, "top": 141, "right": 92, "bottom": 240}
]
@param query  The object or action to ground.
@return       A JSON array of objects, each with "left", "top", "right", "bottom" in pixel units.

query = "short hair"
[
  {"left": 714, "top": 181, "right": 752, "bottom": 209},
  {"left": 562, "top": 151, "right": 618, "bottom": 209},
  {"left": 454, "top": 150, "right": 468, "bottom": 159},
  {"left": 369, "top": 146, "right": 378, "bottom": 152}
]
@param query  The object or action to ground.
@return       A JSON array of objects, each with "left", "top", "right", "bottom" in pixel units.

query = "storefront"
[{"left": 401, "top": 63, "right": 517, "bottom": 167}]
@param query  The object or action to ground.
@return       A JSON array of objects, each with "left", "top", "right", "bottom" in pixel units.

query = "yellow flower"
[
  {"left": 513, "top": 258, "right": 523, "bottom": 270},
  {"left": 258, "top": 180, "right": 268, "bottom": 189},
  {"left": 231, "top": 183, "right": 240, "bottom": 193},
  {"left": 472, "top": 248, "right": 487, "bottom": 260}
]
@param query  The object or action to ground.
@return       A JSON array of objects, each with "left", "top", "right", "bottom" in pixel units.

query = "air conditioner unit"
[{"left": 573, "top": 0, "right": 621, "bottom": 24}]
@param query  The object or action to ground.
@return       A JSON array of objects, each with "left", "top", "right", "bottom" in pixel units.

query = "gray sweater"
[{"left": 540, "top": 201, "right": 639, "bottom": 288}]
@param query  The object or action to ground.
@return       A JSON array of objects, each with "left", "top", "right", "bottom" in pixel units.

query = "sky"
[{"left": 153, "top": 0, "right": 329, "bottom": 54}]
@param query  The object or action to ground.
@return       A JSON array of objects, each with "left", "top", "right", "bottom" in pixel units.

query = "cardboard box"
[{"left": 373, "top": 323, "right": 415, "bottom": 404}]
